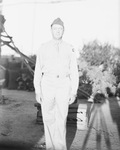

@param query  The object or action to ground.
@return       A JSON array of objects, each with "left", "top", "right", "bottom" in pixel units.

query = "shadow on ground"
[
  {"left": 0, "top": 142, "right": 32, "bottom": 150},
  {"left": 108, "top": 97, "right": 120, "bottom": 139}
]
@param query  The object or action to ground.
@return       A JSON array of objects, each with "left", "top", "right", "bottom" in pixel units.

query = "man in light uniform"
[{"left": 34, "top": 18, "right": 79, "bottom": 150}]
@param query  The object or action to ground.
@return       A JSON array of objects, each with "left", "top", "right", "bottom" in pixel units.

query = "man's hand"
[
  {"left": 69, "top": 94, "right": 76, "bottom": 105},
  {"left": 35, "top": 93, "right": 43, "bottom": 104}
]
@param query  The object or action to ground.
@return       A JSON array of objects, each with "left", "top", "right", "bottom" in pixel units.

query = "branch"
[
  {"left": 1, "top": 34, "right": 12, "bottom": 39},
  {"left": 1, "top": 39, "right": 11, "bottom": 45},
  {"left": 2, "top": 41, "right": 35, "bottom": 65}
]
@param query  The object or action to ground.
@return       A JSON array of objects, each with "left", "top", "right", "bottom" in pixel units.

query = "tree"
[{"left": 78, "top": 40, "right": 120, "bottom": 101}]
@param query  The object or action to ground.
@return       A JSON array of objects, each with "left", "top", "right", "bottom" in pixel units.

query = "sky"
[{"left": 1, "top": 0, "right": 120, "bottom": 56}]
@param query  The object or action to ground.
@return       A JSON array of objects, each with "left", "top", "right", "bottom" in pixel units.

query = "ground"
[{"left": 0, "top": 89, "right": 120, "bottom": 150}]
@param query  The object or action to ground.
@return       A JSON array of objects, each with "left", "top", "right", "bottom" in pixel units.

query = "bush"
[
  {"left": 8, "top": 69, "right": 21, "bottom": 89},
  {"left": 78, "top": 40, "right": 120, "bottom": 98}
]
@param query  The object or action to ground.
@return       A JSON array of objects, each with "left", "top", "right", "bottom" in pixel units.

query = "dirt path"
[{"left": 0, "top": 89, "right": 120, "bottom": 150}]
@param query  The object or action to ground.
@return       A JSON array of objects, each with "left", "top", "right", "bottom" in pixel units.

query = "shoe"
[
  {"left": 34, "top": 142, "right": 46, "bottom": 149},
  {"left": 39, "top": 143, "right": 46, "bottom": 149}
]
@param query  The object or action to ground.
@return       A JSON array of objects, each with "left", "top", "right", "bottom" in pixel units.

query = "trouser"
[{"left": 41, "top": 76, "right": 71, "bottom": 150}]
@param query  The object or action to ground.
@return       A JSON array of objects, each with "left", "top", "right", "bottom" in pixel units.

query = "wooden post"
[{"left": 0, "top": 65, "right": 6, "bottom": 102}]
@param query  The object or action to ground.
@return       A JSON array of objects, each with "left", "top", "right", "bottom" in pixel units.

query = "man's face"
[{"left": 51, "top": 24, "right": 64, "bottom": 40}]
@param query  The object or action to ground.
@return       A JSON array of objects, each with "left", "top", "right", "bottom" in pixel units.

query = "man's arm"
[
  {"left": 69, "top": 49, "right": 79, "bottom": 105},
  {"left": 33, "top": 48, "right": 43, "bottom": 104}
]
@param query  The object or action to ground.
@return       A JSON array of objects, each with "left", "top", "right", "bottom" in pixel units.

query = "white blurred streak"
[{"left": 0, "top": 0, "right": 83, "bottom": 7}]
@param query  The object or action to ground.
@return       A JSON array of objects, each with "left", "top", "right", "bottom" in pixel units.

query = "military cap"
[{"left": 51, "top": 18, "right": 64, "bottom": 27}]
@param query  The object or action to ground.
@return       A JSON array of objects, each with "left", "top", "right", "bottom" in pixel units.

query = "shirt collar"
[{"left": 52, "top": 39, "right": 62, "bottom": 45}]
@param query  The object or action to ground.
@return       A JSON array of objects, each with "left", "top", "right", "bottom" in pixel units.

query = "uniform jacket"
[{"left": 34, "top": 39, "right": 79, "bottom": 96}]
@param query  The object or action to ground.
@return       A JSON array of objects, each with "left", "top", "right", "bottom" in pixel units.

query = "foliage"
[
  {"left": 81, "top": 40, "right": 111, "bottom": 66},
  {"left": 16, "top": 72, "right": 34, "bottom": 91},
  {"left": 78, "top": 40, "right": 120, "bottom": 98}
]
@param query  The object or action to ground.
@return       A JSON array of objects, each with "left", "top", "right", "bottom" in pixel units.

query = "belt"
[{"left": 43, "top": 73, "right": 69, "bottom": 79}]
